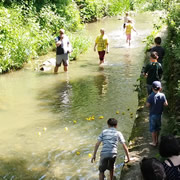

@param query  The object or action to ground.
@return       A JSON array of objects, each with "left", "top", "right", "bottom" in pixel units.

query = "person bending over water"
[{"left": 91, "top": 118, "right": 130, "bottom": 180}]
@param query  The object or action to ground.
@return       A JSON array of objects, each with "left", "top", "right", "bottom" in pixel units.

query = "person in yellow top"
[
  {"left": 125, "top": 19, "right": 137, "bottom": 46},
  {"left": 94, "top": 28, "right": 109, "bottom": 65}
]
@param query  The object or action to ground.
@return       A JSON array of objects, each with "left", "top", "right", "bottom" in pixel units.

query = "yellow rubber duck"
[
  {"left": 38, "top": 132, "right": 42, "bottom": 136},
  {"left": 99, "top": 116, "right": 104, "bottom": 119},
  {"left": 116, "top": 111, "right": 120, "bottom": 114},
  {"left": 73, "top": 120, "right": 77, "bottom": 124},
  {"left": 76, "top": 151, "right": 80, "bottom": 155},
  {"left": 91, "top": 116, "right": 95, "bottom": 120},
  {"left": 88, "top": 117, "right": 92, "bottom": 121},
  {"left": 88, "top": 153, "right": 92, "bottom": 158}
]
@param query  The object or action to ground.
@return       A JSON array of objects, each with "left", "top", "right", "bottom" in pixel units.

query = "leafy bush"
[
  {"left": 0, "top": 2, "right": 82, "bottom": 73},
  {"left": 69, "top": 32, "right": 91, "bottom": 60},
  {"left": 162, "top": 2, "right": 180, "bottom": 135},
  {"left": 75, "top": 0, "right": 130, "bottom": 22}
]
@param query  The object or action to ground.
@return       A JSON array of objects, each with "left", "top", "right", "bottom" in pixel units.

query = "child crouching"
[{"left": 91, "top": 118, "right": 130, "bottom": 180}]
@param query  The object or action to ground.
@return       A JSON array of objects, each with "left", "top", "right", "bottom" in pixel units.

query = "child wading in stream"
[
  {"left": 123, "top": 12, "right": 130, "bottom": 29},
  {"left": 94, "top": 28, "right": 109, "bottom": 65},
  {"left": 91, "top": 118, "right": 130, "bottom": 180},
  {"left": 125, "top": 19, "right": 137, "bottom": 46},
  {"left": 146, "top": 81, "right": 168, "bottom": 147}
]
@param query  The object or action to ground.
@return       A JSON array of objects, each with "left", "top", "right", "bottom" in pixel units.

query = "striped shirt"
[{"left": 98, "top": 128, "right": 125, "bottom": 157}]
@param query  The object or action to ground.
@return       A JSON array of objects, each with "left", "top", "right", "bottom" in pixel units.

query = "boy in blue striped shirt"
[{"left": 91, "top": 118, "right": 130, "bottom": 180}]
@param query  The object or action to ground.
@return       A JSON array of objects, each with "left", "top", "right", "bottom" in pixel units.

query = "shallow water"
[{"left": 0, "top": 13, "right": 155, "bottom": 180}]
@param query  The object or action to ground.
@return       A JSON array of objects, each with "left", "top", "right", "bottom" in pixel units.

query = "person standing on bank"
[
  {"left": 146, "top": 81, "right": 168, "bottom": 147},
  {"left": 54, "top": 29, "right": 72, "bottom": 73},
  {"left": 144, "top": 51, "right": 163, "bottom": 95},
  {"left": 149, "top": 37, "right": 165, "bottom": 64},
  {"left": 94, "top": 28, "right": 109, "bottom": 65}
]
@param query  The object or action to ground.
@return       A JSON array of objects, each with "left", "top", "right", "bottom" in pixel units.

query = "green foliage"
[
  {"left": 130, "top": 0, "right": 174, "bottom": 11},
  {"left": 108, "top": 0, "right": 130, "bottom": 16},
  {"left": 162, "top": 2, "right": 180, "bottom": 135},
  {"left": 163, "top": 3, "right": 180, "bottom": 91},
  {"left": 0, "top": 1, "right": 82, "bottom": 73},
  {"left": 0, "top": 5, "right": 56, "bottom": 73},
  {"left": 75, "top": 0, "right": 130, "bottom": 22},
  {"left": 143, "top": 19, "right": 164, "bottom": 51},
  {"left": 69, "top": 33, "right": 91, "bottom": 60}
]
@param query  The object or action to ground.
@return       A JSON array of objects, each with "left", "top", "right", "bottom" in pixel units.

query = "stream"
[{"left": 0, "top": 12, "right": 155, "bottom": 180}]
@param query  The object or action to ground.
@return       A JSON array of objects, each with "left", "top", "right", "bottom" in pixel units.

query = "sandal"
[{"left": 149, "top": 142, "right": 157, "bottom": 147}]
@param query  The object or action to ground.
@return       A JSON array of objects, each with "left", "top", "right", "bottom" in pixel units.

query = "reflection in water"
[
  {"left": 0, "top": 13, "right": 156, "bottom": 180},
  {"left": 94, "top": 73, "right": 108, "bottom": 96}
]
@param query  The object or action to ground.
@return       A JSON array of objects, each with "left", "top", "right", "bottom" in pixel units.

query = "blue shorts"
[{"left": 149, "top": 114, "right": 162, "bottom": 132}]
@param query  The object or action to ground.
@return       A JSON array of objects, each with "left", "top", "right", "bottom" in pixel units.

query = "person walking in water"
[
  {"left": 91, "top": 118, "right": 130, "bottom": 180},
  {"left": 123, "top": 12, "right": 129, "bottom": 29},
  {"left": 125, "top": 19, "right": 137, "bottom": 46},
  {"left": 54, "top": 29, "right": 72, "bottom": 73},
  {"left": 94, "top": 28, "right": 109, "bottom": 65}
]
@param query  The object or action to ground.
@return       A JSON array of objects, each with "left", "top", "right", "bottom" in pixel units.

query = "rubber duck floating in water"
[
  {"left": 99, "top": 116, "right": 104, "bottom": 119},
  {"left": 86, "top": 116, "right": 95, "bottom": 121}
]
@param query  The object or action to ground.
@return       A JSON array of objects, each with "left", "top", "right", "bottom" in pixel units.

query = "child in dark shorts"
[
  {"left": 91, "top": 118, "right": 130, "bottom": 180},
  {"left": 146, "top": 81, "right": 168, "bottom": 146}
]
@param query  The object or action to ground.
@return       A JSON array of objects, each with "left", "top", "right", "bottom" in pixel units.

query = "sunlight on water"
[{"left": 0, "top": 12, "right": 155, "bottom": 179}]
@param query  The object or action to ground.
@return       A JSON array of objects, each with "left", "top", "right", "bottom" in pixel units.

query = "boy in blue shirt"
[
  {"left": 146, "top": 81, "right": 168, "bottom": 147},
  {"left": 91, "top": 118, "right": 130, "bottom": 180}
]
